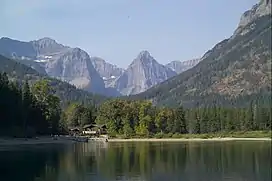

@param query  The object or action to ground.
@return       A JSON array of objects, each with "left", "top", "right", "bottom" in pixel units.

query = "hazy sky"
[{"left": 1, "top": 0, "right": 258, "bottom": 68}]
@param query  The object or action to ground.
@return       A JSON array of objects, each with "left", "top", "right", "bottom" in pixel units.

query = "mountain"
[
  {"left": 0, "top": 37, "right": 36, "bottom": 58},
  {"left": 166, "top": 58, "right": 201, "bottom": 74},
  {"left": 0, "top": 37, "right": 111, "bottom": 95},
  {"left": 90, "top": 57, "right": 124, "bottom": 86},
  {"left": 109, "top": 51, "right": 177, "bottom": 95},
  {"left": 0, "top": 54, "right": 107, "bottom": 107},
  {"left": 0, "top": 54, "right": 40, "bottom": 78},
  {"left": 130, "top": 0, "right": 272, "bottom": 108},
  {"left": 30, "top": 37, "right": 68, "bottom": 55},
  {"left": 45, "top": 47, "right": 105, "bottom": 93},
  {"left": 233, "top": 0, "right": 271, "bottom": 36}
]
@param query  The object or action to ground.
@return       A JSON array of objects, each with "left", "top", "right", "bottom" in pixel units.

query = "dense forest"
[
  {"left": 0, "top": 72, "right": 62, "bottom": 136},
  {"left": 94, "top": 99, "right": 271, "bottom": 137},
  {"left": 1, "top": 71, "right": 271, "bottom": 137}
]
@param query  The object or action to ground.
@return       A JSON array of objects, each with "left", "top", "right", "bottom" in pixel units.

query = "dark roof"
[
  {"left": 83, "top": 124, "right": 107, "bottom": 129},
  {"left": 83, "top": 124, "right": 96, "bottom": 129}
]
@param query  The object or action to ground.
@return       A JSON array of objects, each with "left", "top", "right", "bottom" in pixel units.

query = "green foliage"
[
  {"left": 1, "top": 70, "right": 271, "bottom": 138},
  {"left": 0, "top": 73, "right": 61, "bottom": 136},
  {"left": 122, "top": 118, "right": 134, "bottom": 137},
  {"left": 95, "top": 99, "right": 272, "bottom": 137},
  {"left": 63, "top": 103, "right": 95, "bottom": 128},
  {"left": 173, "top": 106, "right": 188, "bottom": 134}
]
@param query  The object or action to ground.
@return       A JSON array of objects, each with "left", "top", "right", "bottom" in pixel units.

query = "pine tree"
[
  {"left": 22, "top": 81, "right": 32, "bottom": 136},
  {"left": 174, "top": 106, "right": 188, "bottom": 134}
]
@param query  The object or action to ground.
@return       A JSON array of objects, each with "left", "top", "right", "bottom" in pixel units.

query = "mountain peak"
[
  {"left": 34, "top": 37, "right": 59, "bottom": 46},
  {"left": 110, "top": 50, "right": 176, "bottom": 95},
  {"left": 131, "top": 50, "right": 158, "bottom": 67},
  {"left": 234, "top": 0, "right": 271, "bottom": 36},
  {"left": 31, "top": 37, "right": 67, "bottom": 55},
  {"left": 0, "top": 37, "right": 12, "bottom": 41},
  {"left": 137, "top": 50, "right": 151, "bottom": 59},
  {"left": 37, "top": 37, "right": 56, "bottom": 42},
  {"left": 33, "top": 37, "right": 65, "bottom": 47},
  {"left": 71, "top": 47, "right": 83, "bottom": 52}
]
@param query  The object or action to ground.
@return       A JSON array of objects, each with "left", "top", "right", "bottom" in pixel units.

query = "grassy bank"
[{"left": 110, "top": 131, "right": 272, "bottom": 139}]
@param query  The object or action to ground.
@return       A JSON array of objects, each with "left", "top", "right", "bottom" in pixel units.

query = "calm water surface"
[{"left": 0, "top": 141, "right": 271, "bottom": 181}]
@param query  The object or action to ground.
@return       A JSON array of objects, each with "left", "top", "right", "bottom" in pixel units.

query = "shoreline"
[
  {"left": 0, "top": 136, "right": 81, "bottom": 146},
  {"left": 108, "top": 137, "right": 272, "bottom": 142},
  {"left": 0, "top": 136, "right": 271, "bottom": 146}
]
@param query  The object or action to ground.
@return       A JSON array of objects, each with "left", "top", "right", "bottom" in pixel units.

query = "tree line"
[
  {"left": 94, "top": 99, "right": 271, "bottom": 137},
  {"left": 0, "top": 72, "right": 271, "bottom": 137},
  {"left": 0, "top": 72, "right": 63, "bottom": 137}
]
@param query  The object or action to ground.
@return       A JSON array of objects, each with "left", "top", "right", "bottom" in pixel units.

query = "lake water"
[{"left": 0, "top": 141, "right": 271, "bottom": 181}]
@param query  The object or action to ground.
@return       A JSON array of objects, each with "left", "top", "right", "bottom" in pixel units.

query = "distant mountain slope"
[
  {"left": 0, "top": 37, "right": 115, "bottom": 96},
  {"left": 31, "top": 37, "right": 68, "bottom": 56},
  {"left": 90, "top": 57, "right": 124, "bottom": 86},
  {"left": 0, "top": 55, "right": 108, "bottom": 107},
  {"left": 130, "top": 0, "right": 272, "bottom": 107},
  {"left": 109, "top": 51, "right": 177, "bottom": 95},
  {"left": 45, "top": 47, "right": 105, "bottom": 93},
  {"left": 166, "top": 59, "right": 201, "bottom": 74}
]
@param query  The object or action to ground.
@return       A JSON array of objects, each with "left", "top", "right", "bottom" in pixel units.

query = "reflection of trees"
[
  {"left": 86, "top": 142, "right": 271, "bottom": 181},
  {"left": 2, "top": 142, "right": 270, "bottom": 181},
  {"left": 0, "top": 145, "right": 64, "bottom": 181}
]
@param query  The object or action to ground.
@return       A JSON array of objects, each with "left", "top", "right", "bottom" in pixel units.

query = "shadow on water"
[
  {"left": 0, "top": 141, "right": 271, "bottom": 181},
  {"left": 0, "top": 144, "right": 67, "bottom": 181}
]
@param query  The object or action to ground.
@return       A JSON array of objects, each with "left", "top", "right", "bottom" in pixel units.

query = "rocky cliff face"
[
  {"left": 0, "top": 37, "right": 108, "bottom": 95},
  {"left": 166, "top": 59, "right": 201, "bottom": 74},
  {"left": 45, "top": 48, "right": 105, "bottom": 93},
  {"left": 31, "top": 37, "right": 68, "bottom": 56},
  {"left": 110, "top": 51, "right": 177, "bottom": 95},
  {"left": 234, "top": 0, "right": 271, "bottom": 36},
  {"left": 90, "top": 57, "right": 124, "bottom": 86}
]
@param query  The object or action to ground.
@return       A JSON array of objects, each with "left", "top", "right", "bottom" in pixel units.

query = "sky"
[{"left": 1, "top": 0, "right": 258, "bottom": 68}]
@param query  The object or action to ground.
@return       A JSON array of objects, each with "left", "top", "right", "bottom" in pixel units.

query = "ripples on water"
[{"left": 0, "top": 141, "right": 271, "bottom": 181}]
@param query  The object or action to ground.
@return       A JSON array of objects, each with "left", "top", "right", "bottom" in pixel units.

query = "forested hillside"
[
  {"left": 130, "top": 14, "right": 271, "bottom": 108},
  {"left": 1, "top": 74, "right": 270, "bottom": 137},
  {"left": 0, "top": 55, "right": 107, "bottom": 107},
  {"left": 0, "top": 55, "right": 41, "bottom": 78}
]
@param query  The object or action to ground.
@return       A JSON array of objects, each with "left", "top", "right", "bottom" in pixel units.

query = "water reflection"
[{"left": 0, "top": 141, "right": 271, "bottom": 181}]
